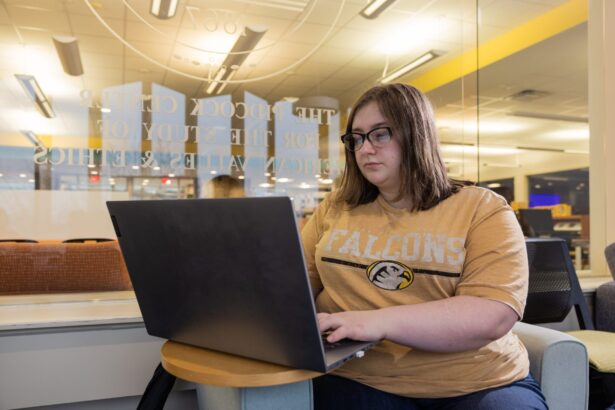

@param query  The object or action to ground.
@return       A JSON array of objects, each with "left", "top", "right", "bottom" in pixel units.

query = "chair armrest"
[
  {"left": 513, "top": 322, "right": 588, "bottom": 410},
  {"left": 596, "top": 281, "right": 615, "bottom": 332}
]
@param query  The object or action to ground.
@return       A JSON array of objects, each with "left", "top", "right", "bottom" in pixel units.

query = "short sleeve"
[
  {"left": 301, "top": 194, "right": 333, "bottom": 296},
  {"left": 456, "top": 192, "right": 528, "bottom": 318}
]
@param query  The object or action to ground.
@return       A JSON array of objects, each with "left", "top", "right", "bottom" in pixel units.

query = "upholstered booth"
[{"left": 0, "top": 240, "right": 132, "bottom": 295}]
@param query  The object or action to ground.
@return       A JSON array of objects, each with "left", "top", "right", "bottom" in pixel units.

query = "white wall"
[
  {"left": 0, "top": 324, "right": 196, "bottom": 409},
  {"left": 0, "top": 190, "right": 129, "bottom": 240},
  {"left": 589, "top": 0, "right": 615, "bottom": 276}
]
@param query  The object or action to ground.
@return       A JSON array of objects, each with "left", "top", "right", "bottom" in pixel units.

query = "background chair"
[
  {"left": 595, "top": 243, "right": 615, "bottom": 332},
  {"left": 524, "top": 238, "right": 615, "bottom": 409}
]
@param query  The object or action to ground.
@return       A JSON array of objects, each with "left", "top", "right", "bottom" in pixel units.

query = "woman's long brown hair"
[{"left": 335, "top": 83, "right": 469, "bottom": 211}]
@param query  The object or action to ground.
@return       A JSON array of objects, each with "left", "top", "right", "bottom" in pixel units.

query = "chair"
[
  {"left": 513, "top": 321, "right": 588, "bottom": 410},
  {"left": 596, "top": 243, "right": 615, "bottom": 332},
  {"left": 524, "top": 238, "right": 615, "bottom": 408},
  {"left": 518, "top": 209, "right": 555, "bottom": 237},
  {"left": 0, "top": 239, "right": 38, "bottom": 243},
  {"left": 523, "top": 238, "right": 593, "bottom": 328}
]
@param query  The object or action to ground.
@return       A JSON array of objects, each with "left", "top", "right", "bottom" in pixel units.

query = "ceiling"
[{"left": 0, "top": 0, "right": 589, "bottom": 179}]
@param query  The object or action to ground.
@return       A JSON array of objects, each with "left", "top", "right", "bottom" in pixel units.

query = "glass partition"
[
  {"left": 1, "top": 0, "right": 591, "bottom": 298},
  {"left": 477, "top": 0, "right": 589, "bottom": 269}
]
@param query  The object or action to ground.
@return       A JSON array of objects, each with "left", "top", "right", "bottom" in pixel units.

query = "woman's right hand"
[{"left": 317, "top": 310, "right": 386, "bottom": 343}]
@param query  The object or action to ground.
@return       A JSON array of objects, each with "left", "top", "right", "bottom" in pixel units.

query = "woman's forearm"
[
  {"left": 318, "top": 295, "right": 519, "bottom": 353},
  {"left": 380, "top": 296, "right": 518, "bottom": 351}
]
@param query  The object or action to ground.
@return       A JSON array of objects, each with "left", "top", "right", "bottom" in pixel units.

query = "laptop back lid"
[{"left": 107, "top": 197, "right": 328, "bottom": 372}]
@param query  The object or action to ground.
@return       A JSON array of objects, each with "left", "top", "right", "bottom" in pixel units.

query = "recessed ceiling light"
[
  {"left": 20, "top": 130, "right": 45, "bottom": 147},
  {"left": 360, "top": 0, "right": 397, "bottom": 19},
  {"left": 150, "top": 0, "right": 178, "bottom": 19},
  {"left": 15, "top": 74, "right": 55, "bottom": 118},
  {"left": 380, "top": 51, "right": 440, "bottom": 83}
]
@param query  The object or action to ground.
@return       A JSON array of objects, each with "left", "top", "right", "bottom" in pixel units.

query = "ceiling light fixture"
[
  {"left": 15, "top": 74, "right": 55, "bottom": 118},
  {"left": 206, "top": 26, "right": 267, "bottom": 95},
  {"left": 360, "top": 0, "right": 398, "bottom": 19},
  {"left": 213, "top": 69, "right": 236, "bottom": 95},
  {"left": 52, "top": 35, "right": 84, "bottom": 76},
  {"left": 380, "top": 51, "right": 440, "bottom": 84},
  {"left": 20, "top": 130, "right": 45, "bottom": 147},
  {"left": 150, "top": 0, "right": 178, "bottom": 19},
  {"left": 508, "top": 111, "right": 588, "bottom": 123}
]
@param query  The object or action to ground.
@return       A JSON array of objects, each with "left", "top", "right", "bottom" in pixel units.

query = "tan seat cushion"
[{"left": 567, "top": 330, "right": 615, "bottom": 373}]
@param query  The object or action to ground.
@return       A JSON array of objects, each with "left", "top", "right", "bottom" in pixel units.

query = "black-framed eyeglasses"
[{"left": 340, "top": 126, "right": 393, "bottom": 152}]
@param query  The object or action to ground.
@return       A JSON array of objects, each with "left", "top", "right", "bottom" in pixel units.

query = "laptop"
[{"left": 107, "top": 196, "right": 375, "bottom": 373}]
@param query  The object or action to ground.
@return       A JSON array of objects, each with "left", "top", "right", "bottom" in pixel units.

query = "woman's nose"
[{"left": 358, "top": 137, "right": 376, "bottom": 154}]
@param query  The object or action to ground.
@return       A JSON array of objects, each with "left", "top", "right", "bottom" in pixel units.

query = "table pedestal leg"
[{"left": 196, "top": 380, "right": 313, "bottom": 410}]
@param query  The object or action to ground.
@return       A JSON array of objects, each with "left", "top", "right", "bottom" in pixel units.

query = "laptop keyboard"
[{"left": 321, "top": 333, "right": 346, "bottom": 351}]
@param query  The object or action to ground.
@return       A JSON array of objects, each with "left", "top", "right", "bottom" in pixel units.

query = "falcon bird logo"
[{"left": 367, "top": 260, "right": 413, "bottom": 290}]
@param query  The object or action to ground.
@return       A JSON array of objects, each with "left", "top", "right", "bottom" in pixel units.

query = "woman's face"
[{"left": 352, "top": 101, "right": 403, "bottom": 193}]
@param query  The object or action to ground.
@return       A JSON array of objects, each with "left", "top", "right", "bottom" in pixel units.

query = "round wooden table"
[{"left": 161, "top": 340, "right": 321, "bottom": 410}]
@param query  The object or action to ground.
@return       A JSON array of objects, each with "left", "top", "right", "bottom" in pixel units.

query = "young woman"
[{"left": 301, "top": 84, "right": 547, "bottom": 409}]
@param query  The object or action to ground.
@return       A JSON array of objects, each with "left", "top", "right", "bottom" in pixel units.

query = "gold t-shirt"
[{"left": 301, "top": 186, "right": 529, "bottom": 398}]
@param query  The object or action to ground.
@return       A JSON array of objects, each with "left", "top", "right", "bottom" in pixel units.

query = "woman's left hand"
[{"left": 317, "top": 310, "right": 386, "bottom": 343}]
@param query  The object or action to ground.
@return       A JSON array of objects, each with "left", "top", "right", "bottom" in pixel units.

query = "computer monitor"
[{"left": 518, "top": 209, "right": 554, "bottom": 237}]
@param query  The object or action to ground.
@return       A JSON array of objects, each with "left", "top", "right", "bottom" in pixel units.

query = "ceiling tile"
[
  {"left": 9, "top": 8, "right": 70, "bottom": 33},
  {"left": 126, "top": 20, "right": 177, "bottom": 45},
  {"left": 480, "top": 0, "right": 552, "bottom": 31},
  {"left": 324, "top": 27, "right": 378, "bottom": 50},
  {"left": 0, "top": 24, "right": 20, "bottom": 43},
  {"left": 73, "top": 0, "right": 127, "bottom": 20},
  {"left": 79, "top": 34, "right": 124, "bottom": 55},
  {"left": 129, "top": 40, "right": 174, "bottom": 61},
  {"left": 81, "top": 51, "right": 124, "bottom": 70},
  {"left": 70, "top": 14, "right": 123, "bottom": 38}
]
